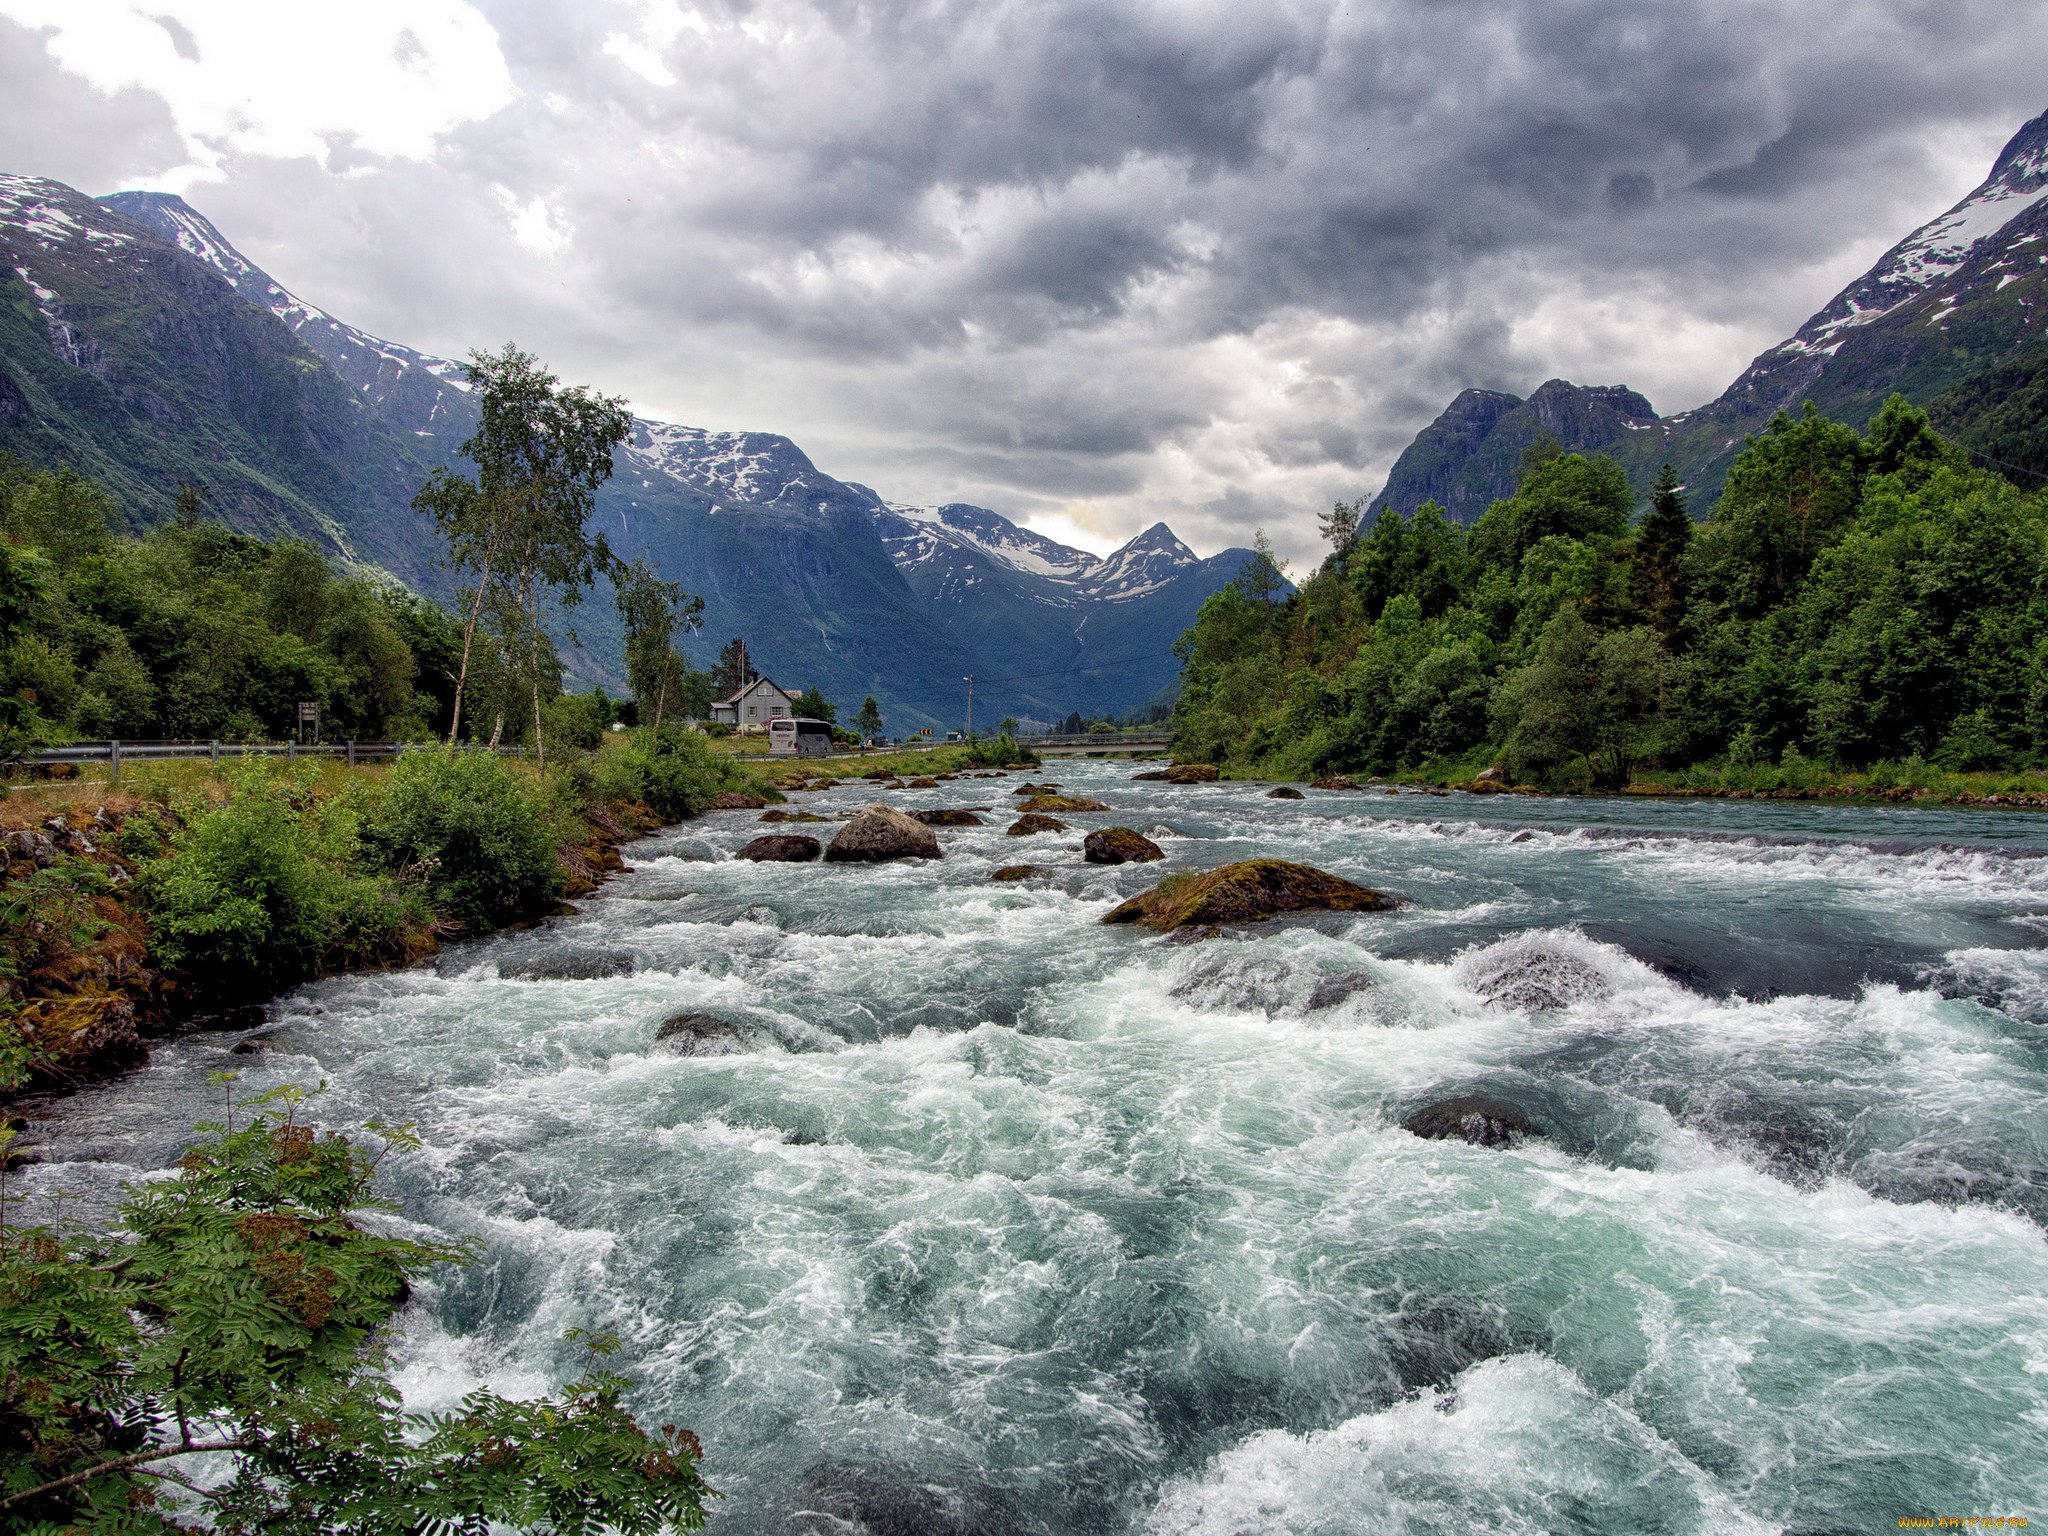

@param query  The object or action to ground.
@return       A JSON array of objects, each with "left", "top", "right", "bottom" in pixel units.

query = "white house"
[{"left": 710, "top": 676, "right": 804, "bottom": 730}]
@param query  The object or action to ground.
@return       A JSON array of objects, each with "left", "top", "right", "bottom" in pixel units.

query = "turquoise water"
[{"left": 23, "top": 764, "right": 2048, "bottom": 1531}]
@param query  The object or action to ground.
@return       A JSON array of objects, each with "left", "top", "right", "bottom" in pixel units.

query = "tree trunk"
[
  {"left": 447, "top": 545, "right": 495, "bottom": 745},
  {"left": 526, "top": 568, "right": 546, "bottom": 777}
]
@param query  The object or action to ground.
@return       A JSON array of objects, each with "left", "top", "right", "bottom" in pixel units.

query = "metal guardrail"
[{"left": 20, "top": 739, "right": 524, "bottom": 779}]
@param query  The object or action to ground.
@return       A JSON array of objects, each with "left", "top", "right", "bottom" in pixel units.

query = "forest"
[{"left": 1172, "top": 396, "right": 2048, "bottom": 787}]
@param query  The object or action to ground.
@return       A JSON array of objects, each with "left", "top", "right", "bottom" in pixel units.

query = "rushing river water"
[{"left": 19, "top": 763, "right": 2048, "bottom": 1531}]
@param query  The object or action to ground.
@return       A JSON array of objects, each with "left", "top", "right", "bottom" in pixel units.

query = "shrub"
[
  {"left": 963, "top": 732, "right": 1033, "bottom": 768},
  {"left": 0, "top": 1087, "right": 711, "bottom": 1533},
  {"left": 141, "top": 769, "right": 409, "bottom": 998},
  {"left": 596, "top": 726, "right": 752, "bottom": 821},
  {"left": 371, "top": 749, "right": 559, "bottom": 932}
]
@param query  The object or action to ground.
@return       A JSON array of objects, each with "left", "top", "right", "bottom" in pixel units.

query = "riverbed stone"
[
  {"left": 654, "top": 1011, "right": 751, "bottom": 1055},
  {"left": 1164, "top": 763, "right": 1220, "bottom": 784},
  {"left": 1402, "top": 1094, "right": 1543, "bottom": 1148},
  {"left": 1084, "top": 827, "right": 1164, "bottom": 865},
  {"left": 1266, "top": 786, "right": 1305, "bottom": 800},
  {"left": 825, "top": 804, "right": 942, "bottom": 862},
  {"left": 1006, "top": 813, "right": 1066, "bottom": 836},
  {"left": 759, "top": 809, "right": 828, "bottom": 823},
  {"left": 1020, "top": 794, "right": 1109, "bottom": 813},
  {"left": 1102, "top": 858, "right": 1401, "bottom": 933},
  {"left": 711, "top": 790, "right": 770, "bottom": 810},
  {"left": 911, "top": 808, "right": 985, "bottom": 827},
  {"left": 990, "top": 864, "right": 1043, "bottom": 882},
  {"left": 736, "top": 834, "right": 822, "bottom": 862}
]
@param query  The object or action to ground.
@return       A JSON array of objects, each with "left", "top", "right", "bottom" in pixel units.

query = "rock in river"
[
  {"left": 1164, "top": 763, "right": 1220, "bottom": 784},
  {"left": 825, "top": 804, "right": 942, "bottom": 862},
  {"left": 911, "top": 808, "right": 985, "bottom": 827},
  {"left": 737, "top": 834, "right": 822, "bottom": 862},
  {"left": 1084, "top": 827, "right": 1164, "bottom": 865},
  {"left": 1021, "top": 794, "right": 1110, "bottom": 814},
  {"left": 1402, "top": 1095, "right": 1543, "bottom": 1148},
  {"left": 1266, "top": 786, "right": 1305, "bottom": 800},
  {"left": 655, "top": 1011, "right": 751, "bottom": 1055},
  {"left": 1007, "top": 813, "right": 1067, "bottom": 836},
  {"left": 1102, "top": 858, "right": 1401, "bottom": 933}
]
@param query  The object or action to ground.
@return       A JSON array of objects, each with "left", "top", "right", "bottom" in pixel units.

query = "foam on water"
[{"left": 19, "top": 765, "right": 2048, "bottom": 1530}]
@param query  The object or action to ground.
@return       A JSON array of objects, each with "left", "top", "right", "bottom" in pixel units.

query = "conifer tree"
[{"left": 1630, "top": 463, "right": 1691, "bottom": 639}]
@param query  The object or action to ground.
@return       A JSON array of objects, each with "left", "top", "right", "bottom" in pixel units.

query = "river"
[{"left": 18, "top": 763, "right": 2048, "bottom": 1531}]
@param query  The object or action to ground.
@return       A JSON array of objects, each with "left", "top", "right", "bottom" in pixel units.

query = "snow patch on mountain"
[
  {"left": 1774, "top": 119, "right": 2048, "bottom": 357},
  {"left": 872, "top": 502, "right": 1201, "bottom": 602}
]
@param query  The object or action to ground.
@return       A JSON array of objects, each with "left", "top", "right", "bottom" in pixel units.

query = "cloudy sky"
[{"left": 1, "top": 1, "right": 2041, "bottom": 563}]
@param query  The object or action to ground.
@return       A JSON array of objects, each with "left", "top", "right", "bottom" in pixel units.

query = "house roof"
[{"left": 717, "top": 676, "right": 800, "bottom": 706}]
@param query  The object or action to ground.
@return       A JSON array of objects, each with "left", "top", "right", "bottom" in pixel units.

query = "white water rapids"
[{"left": 20, "top": 764, "right": 2048, "bottom": 1531}]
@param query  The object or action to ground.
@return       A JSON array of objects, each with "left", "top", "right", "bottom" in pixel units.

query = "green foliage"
[
  {"left": 963, "top": 731, "right": 1032, "bottom": 767},
  {"left": 854, "top": 695, "right": 884, "bottom": 741},
  {"left": 0, "top": 1086, "right": 711, "bottom": 1534},
  {"left": 1173, "top": 395, "right": 2048, "bottom": 786},
  {"left": 614, "top": 558, "right": 705, "bottom": 733},
  {"left": 595, "top": 727, "right": 751, "bottom": 821},
  {"left": 369, "top": 749, "right": 560, "bottom": 932},
  {"left": 792, "top": 687, "right": 836, "bottom": 723},
  {"left": 0, "top": 459, "right": 453, "bottom": 747},
  {"left": 140, "top": 768, "right": 415, "bottom": 998}
]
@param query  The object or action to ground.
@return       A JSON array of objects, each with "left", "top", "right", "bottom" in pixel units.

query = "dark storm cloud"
[{"left": 1, "top": 1, "right": 2042, "bottom": 562}]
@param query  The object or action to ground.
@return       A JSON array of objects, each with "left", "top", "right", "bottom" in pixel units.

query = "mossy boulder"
[
  {"left": 1266, "top": 786, "right": 1305, "bottom": 800},
  {"left": 737, "top": 834, "right": 822, "bottom": 862},
  {"left": 1006, "top": 813, "right": 1067, "bottom": 836},
  {"left": 760, "top": 809, "right": 828, "bottom": 823},
  {"left": 1310, "top": 777, "right": 1358, "bottom": 791},
  {"left": 910, "top": 808, "right": 985, "bottom": 827},
  {"left": 907, "top": 776, "right": 941, "bottom": 788},
  {"left": 711, "top": 790, "right": 770, "bottom": 810},
  {"left": 1164, "top": 763, "right": 1219, "bottom": 784},
  {"left": 1401, "top": 1095, "right": 1542, "bottom": 1148},
  {"left": 1102, "top": 859, "right": 1401, "bottom": 932},
  {"left": 825, "top": 804, "right": 942, "bottom": 862},
  {"left": 1131, "top": 769, "right": 1170, "bottom": 782},
  {"left": 1021, "top": 794, "right": 1109, "bottom": 814},
  {"left": 990, "top": 864, "right": 1043, "bottom": 882},
  {"left": 1012, "top": 782, "right": 1062, "bottom": 796},
  {"left": 1084, "top": 827, "right": 1164, "bottom": 865}
]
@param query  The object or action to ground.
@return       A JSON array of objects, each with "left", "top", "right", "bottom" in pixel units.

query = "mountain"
[
  {"left": 1, "top": 175, "right": 1259, "bottom": 729},
  {"left": 867, "top": 503, "right": 1259, "bottom": 712},
  {"left": 1372, "top": 105, "right": 2048, "bottom": 519}
]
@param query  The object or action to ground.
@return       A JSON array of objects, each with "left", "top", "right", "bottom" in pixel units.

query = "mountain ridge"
[
  {"left": 1, "top": 175, "right": 1257, "bottom": 728},
  {"left": 1371, "top": 105, "right": 2048, "bottom": 521}
]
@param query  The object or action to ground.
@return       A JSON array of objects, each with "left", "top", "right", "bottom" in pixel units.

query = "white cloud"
[{"left": 0, "top": 0, "right": 514, "bottom": 186}]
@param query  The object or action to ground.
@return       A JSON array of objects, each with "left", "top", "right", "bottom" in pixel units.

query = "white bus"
[{"left": 767, "top": 717, "right": 836, "bottom": 758}]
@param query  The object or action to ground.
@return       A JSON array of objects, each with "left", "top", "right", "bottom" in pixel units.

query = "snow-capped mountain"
[
  {"left": 871, "top": 502, "right": 1209, "bottom": 604},
  {"left": 1371, "top": 105, "right": 2048, "bottom": 519},
  {"left": 1, "top": 175, "right": 1251, "bottom": 725}
]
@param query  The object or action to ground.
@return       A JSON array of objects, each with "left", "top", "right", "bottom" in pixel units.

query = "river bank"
[
  {"left": 0, "top": 732, "right": 771, "bottom": 1106},
  {"left": 16, "top": 761, "right": 2047, "bottom": 1529}
]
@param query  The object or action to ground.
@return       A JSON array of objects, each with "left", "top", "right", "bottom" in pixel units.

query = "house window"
[{"left": 747, "top": 706, "right": 757, "bottom": 720}]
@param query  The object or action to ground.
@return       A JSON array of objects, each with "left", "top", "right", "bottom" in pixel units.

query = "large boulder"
[
  {"left": 711, "top": 790, "right": 770, "bottom": 810},
  {"left": 1266, "top": 786, "right": 1305, "bottom": 800},
  {"left": 1006, "top": 813, "right": 1067, "bottom": 836},
  {"left": 1084, "top": 827, "right": 1164, "bottom": 865},
  {"left": 737, "top": 834, "right": 822, "bottom": 862},
  {"left": 1164, "top": 763, "right": 1219, "bottom": 784},
  {"left": 825, "top": 804, "right": 942, "bottom": 862},
  {"left": 1131, "top": 769, "right": 1170, "bottom": 781},
  {"left": 759, "top": 809, "right": 828, "bottom": 823},
  {"left": 911, "top": 808, "right": 985, "bottom": 827},
  {"left": 1102, "top": 859, "right": 1401, "bottom": 933},
  {"left": 1013, "top": 782, "right": 1062, "bottom": 796},
  {"left": 1401, "top": 1095, "right": 1542, "bottom": 1148},
  {"left": 907, "top": 776, "right": 941, "bottom": 788},
  {"left": 990, "top": 864, "right": 1043, "bottom": 882},
  {"left": 1020, "top": 794, "right": 1109, "bottom": 814}
]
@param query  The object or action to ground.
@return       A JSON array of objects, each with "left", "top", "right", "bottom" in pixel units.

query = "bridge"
[{"left": 1027, "top": 733, "right": 1172, "bottom": 757}]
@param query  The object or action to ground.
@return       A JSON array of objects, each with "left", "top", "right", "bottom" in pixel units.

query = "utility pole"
[{"left": 963, "top": 675, "right": 974, "bottom": 740}]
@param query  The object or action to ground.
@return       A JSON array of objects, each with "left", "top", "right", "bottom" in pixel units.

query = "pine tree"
[{"left": 1630, "top": 463, "right": 1691, "bottom": 639}]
